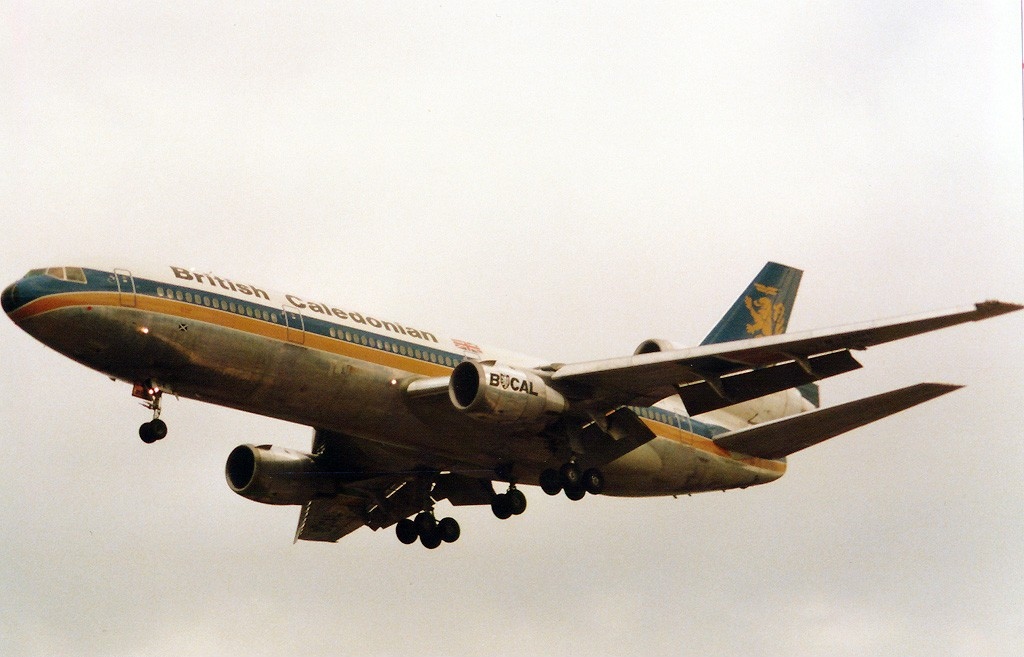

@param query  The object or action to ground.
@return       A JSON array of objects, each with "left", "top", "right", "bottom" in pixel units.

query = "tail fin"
[
  {"left": 701, "top": 262, "right": 820, "bottom": 408},
  {"left": 701, "top": 261, "right": 803, "bottom": 345}
]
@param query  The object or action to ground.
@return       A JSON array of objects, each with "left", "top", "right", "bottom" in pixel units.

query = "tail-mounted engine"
[
  {"left": 634, "top": 338, "right": 679, "bottom": 355},
  {"left": 449, "top": 360, "right": 566, "bottom": 424},
  {"left": 225, "top": 443, "right": 328, "bottom": 505}
]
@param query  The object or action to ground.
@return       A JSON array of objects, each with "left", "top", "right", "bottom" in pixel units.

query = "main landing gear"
[
  {"left": 395, "top": 509, "right": 461, "bottom": 549},
  {"left": 134, "top": 381, "right": 168, "bottom": 444},
  {"left": 491, "top": 484, "right": 527, "bottom": 520},
  {"left": 539, "top": 462, "right": 604, "bottom": 501}
]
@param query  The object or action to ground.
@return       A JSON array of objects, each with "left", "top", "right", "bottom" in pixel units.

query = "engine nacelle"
[
  {"left": 449, "top": 360, "right": 566, "bottom": 424},
  {"left": 634, "top": 338, "right": 678, "bottom": 355},
  {"left": 225, "top": 444, "right": 326, "bottom": 506}
]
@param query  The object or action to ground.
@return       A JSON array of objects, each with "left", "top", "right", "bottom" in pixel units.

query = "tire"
[
  {"left": 396, "top": 518, "right": 418, "bottom": 545},
  {"left": 491, "top": 493, "right": 512, "bottom": 520},
  {"left": 559, "top": 462, "right": 582, "bottom": 487},
  {"left": 438, "top": 517, "right": 461, "bottom": 543},
  {"left": 414, "top": 511, "right": 436, "bottom": 536},
  {"left": 582, "top": 468, "right": 604, "bottom": 495},
  {"left": 149, "top": 419, "right": 168, "bottom": 441},
  {"left": 564, "top": 484, "right": 586, "bottom": 501},
  {"left": 507, "top": 489, "right": 527, "bottom": 515},
  {"left": 420, "top": 527, "right": 442, "bottom": 549},
  {"left": 539, "top": 469, "right": 562, "bottom": 496},
  {"left": 139, "top": 422, "right": 157, "bottom": 444}
]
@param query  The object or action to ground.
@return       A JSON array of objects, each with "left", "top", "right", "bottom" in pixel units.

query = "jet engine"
[
  {"left": 634, "top": 338, "right": 679, "bottom": 355},
  {"left": 449, "top": 360, "right": 566, "bottom": 423},
  {"left": 225, "top": 443, "right": 327, "bottom": 505}
]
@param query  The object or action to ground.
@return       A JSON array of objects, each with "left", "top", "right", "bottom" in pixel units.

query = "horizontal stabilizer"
[{"left": 713, "top": 382, "right": 962, "bottom": 459}]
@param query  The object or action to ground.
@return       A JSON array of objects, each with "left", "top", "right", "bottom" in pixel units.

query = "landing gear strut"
[{"left": 134, "top": 381, "right": 167, "bottom": 444}]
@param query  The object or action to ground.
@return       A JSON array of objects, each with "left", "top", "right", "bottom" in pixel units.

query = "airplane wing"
[
  {"left": 712, "top": 382, "right": 961, "bottom": 459},
  {"left": 294, "top": 429, "right": 496, "bottom": 543},
  {"left": 549, "top": 301, "right": 1020, "bottom": 414}
]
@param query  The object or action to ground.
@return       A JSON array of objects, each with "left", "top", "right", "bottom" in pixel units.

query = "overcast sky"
[{"left": 2, "top": 3, "right": 1022, "bottom": 656}]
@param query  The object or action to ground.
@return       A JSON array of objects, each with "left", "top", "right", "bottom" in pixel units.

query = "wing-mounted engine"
[
  {"left": 226, "top": 443, "right": 329, "bottom": 505},
  {"left": 448, "top": 360, "right": 566, "bottom": 423}
]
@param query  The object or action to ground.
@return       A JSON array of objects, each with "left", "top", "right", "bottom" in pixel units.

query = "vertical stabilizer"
[
  {"left": 701, "top": 262, "right": 819, "bottom": 408},
  {"left": 701, "top": 262, "right": 803, "bottom": 345}
]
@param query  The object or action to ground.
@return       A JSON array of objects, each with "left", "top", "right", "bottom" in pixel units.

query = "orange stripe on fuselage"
[
  {"left": 638, "top": 417, "right": 786, "bottom": 473},
  {"left": 10, "top": 290, "right": 452, "bottom": 378}
]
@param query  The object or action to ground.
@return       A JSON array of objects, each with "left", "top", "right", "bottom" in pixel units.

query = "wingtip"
[
  {"left": 924, "top": 382, "right": 965, "bottom": 394},
  {"left": 974, "top": 300, "right": 1024, "bottom": 318}
]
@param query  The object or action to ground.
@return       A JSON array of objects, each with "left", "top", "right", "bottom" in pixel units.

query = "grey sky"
[{"left": 1, "top": 3, "right": 1022, "bottom": 656}]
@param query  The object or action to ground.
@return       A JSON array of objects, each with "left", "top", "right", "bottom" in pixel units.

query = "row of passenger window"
[
  {"left": 155, "top": 286, "right": 280, "bottom": 323},
  {"left": 153, "top": 285, "right": 457, "bottom": 368},
  {"left": 327, "top": 326, "right": 458, "bottom": 367},
  {"left": 633, "top": 405, "right": 684, "bottom": 429}
]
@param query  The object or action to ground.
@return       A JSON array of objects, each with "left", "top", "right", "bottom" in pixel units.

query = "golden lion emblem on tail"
[{"left": 745, "top": 283, "right": 786, "bottom": 336}]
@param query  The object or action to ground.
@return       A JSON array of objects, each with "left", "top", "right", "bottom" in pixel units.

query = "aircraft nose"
[{"left": 1, "top": 282, "right": 19, "bottom": 314}]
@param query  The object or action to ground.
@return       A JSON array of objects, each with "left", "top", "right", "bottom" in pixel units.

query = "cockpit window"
[
  {"left": 34, "top": 267, "right": 88, "bottom": 284},
  {"left": 65, "top": 267, "right": 87, "bottom": 283}
]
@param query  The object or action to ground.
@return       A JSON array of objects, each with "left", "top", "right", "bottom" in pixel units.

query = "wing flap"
[
  {"left": 677, "top": 349, "right": 862, "bottom": 415},
  {"left": 713, "top": 382, "right": 962, "bottom": 459}
]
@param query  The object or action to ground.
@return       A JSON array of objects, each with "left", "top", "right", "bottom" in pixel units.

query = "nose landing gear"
[{"left": 133, "top": 381, "right": 168, "bottom": 444}]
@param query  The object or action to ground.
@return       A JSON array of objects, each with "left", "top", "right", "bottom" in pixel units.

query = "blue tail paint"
[
  {"left": 701, "top": 262, "right": 818, "bottom": 406},
  {"left": 701, "top": 262, "right": 803, "bottom": 345}
]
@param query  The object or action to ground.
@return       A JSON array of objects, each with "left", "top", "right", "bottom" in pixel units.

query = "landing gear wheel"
[
  {"left": 414, "top": 511, "right": 437, "bottom": 536},
  {"left": 507, "top": 488, "right": 527, "bottom": 515},
  {"left": 396, "top": 518, "right": 418, "bottom": 545},
  {"left": 540, "top": 468, "right": 562, "bottom": 496},
  {"left": 564, "top": 483, "right": 586, "bottom": 501},
  {"left": 438, "top": 517, "right": 461, "bottom": 543},
  {"left": 491, "top": 493, "right": 513, "bottom": 520},
  {"left": 559, "top": 462, "right": 582, "bottom": 487},
  {"left": 139, "top": 420, "right": 167, "bottom": 444},
  {"left": 582, "top": 468, "right": 604, "bottom": 495},
  {"left": 419, "top": 527, "right": 442, "bottom": 549}
]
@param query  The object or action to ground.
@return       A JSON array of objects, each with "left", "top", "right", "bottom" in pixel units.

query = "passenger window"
[
  {"left": 175, "top": 290, "right": 184, "bottom": 301},
  {"left": 157, "top": 287, "right": 164, "bottom": 297},
  {"left": 185, "top": 292, "right": 193, "bottom": 303},
  {"left": 203, "top": 296, "right": 211, "bottom": 306},
  {"left": 245, "top": 307, "right": 253, "bottom": 317},
  {"left": 229, "top": 302, "right": 237, "bottom": 313}
]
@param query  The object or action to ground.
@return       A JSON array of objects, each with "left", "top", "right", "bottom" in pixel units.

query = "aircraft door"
[
  {"left": 283, "top": 305, "right": 305, "bottom": 344},
  {"left": 114, "top": 269, "right": 136, "bottom": 307}
]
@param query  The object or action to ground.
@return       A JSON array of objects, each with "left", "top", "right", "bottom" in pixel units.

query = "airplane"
[{"left": 2, "top": 262, "right": 1019, "bottom": 549}]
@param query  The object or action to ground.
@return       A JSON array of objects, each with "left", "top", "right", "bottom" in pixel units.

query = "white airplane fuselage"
[{"left": 3, "top": 264, "right": 790, "bottom": 497}]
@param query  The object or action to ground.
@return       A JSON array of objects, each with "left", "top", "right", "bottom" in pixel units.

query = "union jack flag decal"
[{"left": 452, "top": 339, "right": 481, "bottom": 353}]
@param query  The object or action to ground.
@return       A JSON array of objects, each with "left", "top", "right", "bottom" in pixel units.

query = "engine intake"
[
  {"left": 634, "top": 338, "right": 677, "bottom": 355},
  {"left": 449, "top": 360, "right": 566, "bottom": 423},
  {"left": 225, "top": 444, "right": 326, "bottom": 505}
]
